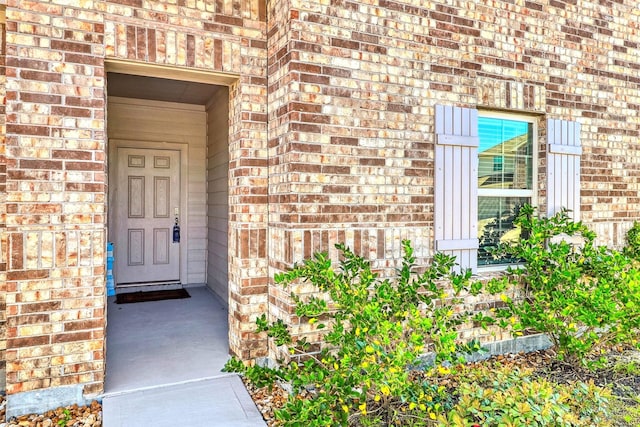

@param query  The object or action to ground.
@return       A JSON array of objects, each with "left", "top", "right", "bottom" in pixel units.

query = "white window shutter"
[
  {"left": 434, "top": 105, "right": 479, "bottom": 273},
  {"left": 547, "top": 119, "right": 581, "bottom": 220}
]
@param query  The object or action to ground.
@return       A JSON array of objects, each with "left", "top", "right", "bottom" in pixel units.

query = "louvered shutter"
[
  {"left": 434, "top": 105, "right": 479, "bottom": 272},
  {"left": 547, "top": 119, "right": 582, "bottom": 220}
]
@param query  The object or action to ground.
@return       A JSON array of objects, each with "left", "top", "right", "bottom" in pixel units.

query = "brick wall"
[
  {"left": 3, "top": 0, "right": 268, "bottom": 403},
  {"left": 268, "top": 0, "right": 640, "bottom": 256},
  {"left": 0, "top": 7, "right": 7, "bottom": 391},
  {"left": 4, "top": 0, "right": 107, "bottom": 396},
  {"left": 2, "top": 0, "right": 640, "bottom": 405},
  {"left": 265, "top": 0, "right": 640, "bottom": 357}
]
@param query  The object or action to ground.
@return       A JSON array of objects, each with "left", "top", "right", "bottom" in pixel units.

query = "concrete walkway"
[
  {"left": 103, "top": 375, "right": 266, "bottom": 427},
  {"left": 102, "top": 286, "right": 266, "bottom": 426}
]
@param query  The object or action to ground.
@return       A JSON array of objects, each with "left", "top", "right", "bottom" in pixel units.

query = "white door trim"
[{"left": 108, "top": 139, "right": 189, "bottom": 286}]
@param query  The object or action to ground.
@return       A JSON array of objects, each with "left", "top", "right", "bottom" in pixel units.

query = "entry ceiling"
[{"left": 107, "top": 72, "right": 222, "bottom": 105}]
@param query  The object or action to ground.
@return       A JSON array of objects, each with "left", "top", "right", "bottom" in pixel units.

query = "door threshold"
[{"left": 118, "top": 280, "right": 181, "bottom": 288}]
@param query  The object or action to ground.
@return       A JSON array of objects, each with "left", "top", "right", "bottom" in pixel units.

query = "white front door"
[{"left": 114, "top": 147, "right": 181, "bottom": 286}]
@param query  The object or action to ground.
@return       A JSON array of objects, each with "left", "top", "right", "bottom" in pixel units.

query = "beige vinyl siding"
[
  {"left": 206, "top": 89, "right": 230, "bottom": 304},
  {"left": 107, "top": 97, "right": 208, "bottom": 284}
]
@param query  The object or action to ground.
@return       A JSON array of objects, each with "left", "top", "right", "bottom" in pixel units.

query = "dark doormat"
[{"left": 116, "top": 288, "right": 190, "bottom": 304}]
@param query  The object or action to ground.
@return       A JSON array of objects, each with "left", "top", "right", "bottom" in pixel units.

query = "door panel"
[{"left": 115, "top": 147, "right": 181, "bottom": 285}]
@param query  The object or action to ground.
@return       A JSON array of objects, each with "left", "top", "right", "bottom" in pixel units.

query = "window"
[
  {"left": 493, "top": 156, "right": 504, "bottom": 172},
  {"left": 477, "top": 113, "right": 536, "bottom": 266},
  {"left": 434, "top": 104, "right": 580, "bottom": 273}
]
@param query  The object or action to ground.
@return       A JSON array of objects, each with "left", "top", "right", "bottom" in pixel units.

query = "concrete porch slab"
[
  {"left": 105, "top": 286, "right": 231, "bottom": 392},
  {"left": 103, "top": 286, "right": 265, "bottom": 426}
]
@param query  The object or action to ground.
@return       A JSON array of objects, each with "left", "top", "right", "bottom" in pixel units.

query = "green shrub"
[
  {"left": 439, "top": 365, "right": 612, "bottom": 427},
  {"left": 225, "top": 234, "right": 625, "bottom": 426},
  {"left": 624, "top": 221, "right": 640, "bottom": 260},
  {"left": 228, "top": 240, "right": 481, "bottom": 426},
  {"left": 488, "top": 205, "right": 640, "bottom": 365}
]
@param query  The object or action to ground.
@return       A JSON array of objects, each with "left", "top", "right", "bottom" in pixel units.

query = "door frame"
[{"left": 108, "top": 139, "right": 190, "bottom": 286}]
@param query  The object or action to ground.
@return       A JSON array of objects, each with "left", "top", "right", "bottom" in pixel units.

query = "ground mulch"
[
  {"left": 244, "top": 347, "right": 640, "bottom": 426},
  {"left": 243, "top": 380, "right": 289, "bottom": 426},
  {"left": 0, "top": 396, "right": 101, "bottom": 427}
]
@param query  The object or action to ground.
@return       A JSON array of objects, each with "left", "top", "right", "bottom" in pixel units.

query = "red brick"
[
  {"left": 7, "top": 335, "right": 50, "bottom": 348},
  {"left": 52, "top": 331, "right": 92, "bottom": 344}
]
